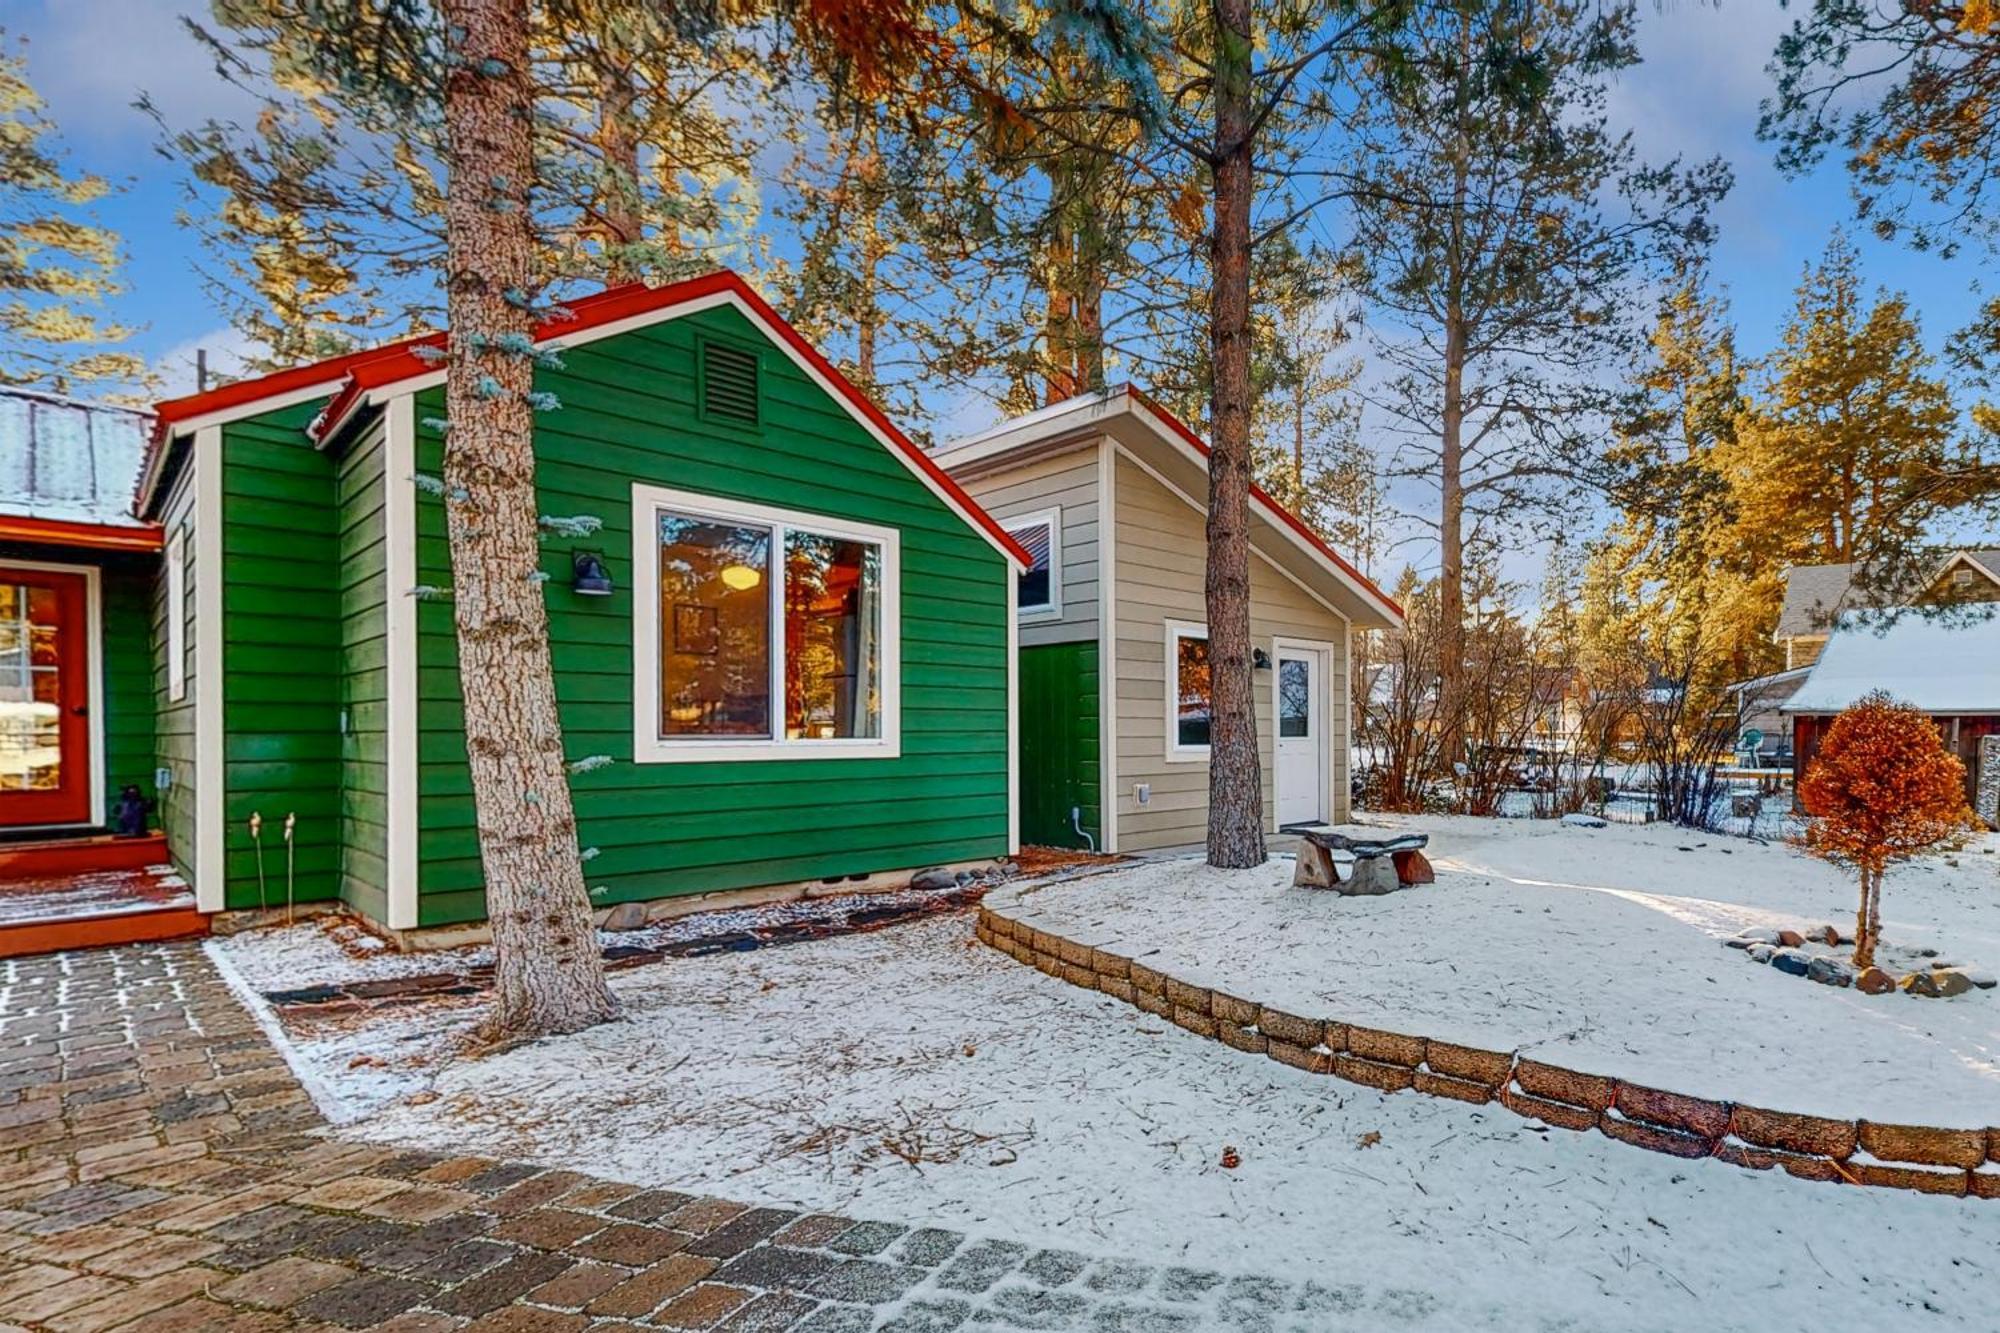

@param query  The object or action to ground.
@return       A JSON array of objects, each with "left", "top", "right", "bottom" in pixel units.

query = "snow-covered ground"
[
  {"left": 209, "top": 880, "right": 981, "bottom": 992},
  {"left": 226, "top": 820, "right": 2000, "bottom": 1331},
  {"left": 1004, "top": 814, "right": 2000, "bottom": 1123}
]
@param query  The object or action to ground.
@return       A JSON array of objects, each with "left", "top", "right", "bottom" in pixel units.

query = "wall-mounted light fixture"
[
  {"left": 571, "top": 550, "right": 614, "bottom": 596},
  {"left": 1252, "top": 648, "right": 1272, "bottom": 670}
]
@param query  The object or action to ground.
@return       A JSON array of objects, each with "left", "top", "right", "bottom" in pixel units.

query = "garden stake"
[
  {"left": 284, "top": 812, "right": 297, "bottom": 925},
  {"left": 248, "top": 812, "right": 267, "bottom": 914}
]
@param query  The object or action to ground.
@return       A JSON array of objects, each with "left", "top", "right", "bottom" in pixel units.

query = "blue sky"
[{"left": 12, "top": 0, "right": 1990, "bottom": 418}]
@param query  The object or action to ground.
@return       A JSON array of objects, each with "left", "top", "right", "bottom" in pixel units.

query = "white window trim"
[
  {"left": 1005, "top": 506, "right": 1062, "bottom": 621},
  {"left": 631, "top": 482, "right": 901, "bottom": 763},
  {"left": 165, "top": 527, "right": 188, "bottom": 703},
  {"left": 1165, "top": 619, "right": 1211, "bottom": 763}
]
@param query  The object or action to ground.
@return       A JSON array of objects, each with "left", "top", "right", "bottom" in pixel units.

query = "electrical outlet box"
[
  {"left": 154, "top": 767, "right": 172, "bottom": 790},
  {"left": 1135, "top": 782, "right": 1151, "bottom": 806}
]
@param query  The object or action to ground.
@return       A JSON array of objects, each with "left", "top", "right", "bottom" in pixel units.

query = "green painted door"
[{"left": 1019, "top": 641, "right": 1099, "bottom": 848}]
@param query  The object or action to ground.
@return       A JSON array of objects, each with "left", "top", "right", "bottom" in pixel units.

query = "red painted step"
[{"left": 0, "top": 832, "right": 169, "bottom": 881}]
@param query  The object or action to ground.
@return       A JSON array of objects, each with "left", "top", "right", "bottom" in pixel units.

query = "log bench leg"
[
  {"left": 1391, "top": 849, "right": 1435, "bottom": 886},
  {"left": 1293, "top": 840, "right": 1345, "bottom": 889}
]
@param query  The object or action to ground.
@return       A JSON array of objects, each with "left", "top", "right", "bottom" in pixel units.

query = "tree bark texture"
[
  {"left": 1204, "top": 0, "right": 1266, "bottom": 868},
  {"left": 593, "top": 43, "right": 643, "bottom": 284},
  {"left": 442, "top": 0, "right": 617, "bottom": 1041}
]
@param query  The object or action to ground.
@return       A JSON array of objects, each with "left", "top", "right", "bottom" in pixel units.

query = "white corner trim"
[
  {"left": 1006, "top": 560, "right": 1020, "bottom": 856},
  {"left": 164, "top": 530, "right": 187, "bottom": 704},
  {"left": 1097, "top": 440, "right": 1119, "bottom": 854},
  {"left": 384, "top": 397, "right": 421, "bottom": 930},
  {"left": 0, "top": 558, "right": 106, "bottom": 828},
  {"left": 194, "top": 425, "right": 226, "bottom": 913},
  {"left": 630, "top": 481, "right": 902, "bottom": 763},
  {"left": 1002, "top": 506, "right": 1063, "bottom": 621},
  {"left": 1163, "top": 618, "right": 1212, "bottom": 765}
]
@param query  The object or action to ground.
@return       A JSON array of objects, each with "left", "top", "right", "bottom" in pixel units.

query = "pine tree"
[
  {"left": 1764, "top": 0, "right": 2000, "bottom": 256},
  {"left": 1348, "top": 0, "right": 1728, "bottom": 767},
  {"left": 1720, "top": 231, "right": 1995, "bottom": 611},
  {"left": 0, "top": 32, "right": 147, "bottom": 395}
]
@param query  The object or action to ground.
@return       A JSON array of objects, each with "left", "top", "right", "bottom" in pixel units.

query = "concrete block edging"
[{"left": 973, "top": 905, "right": 2000, "bottom": 1201}]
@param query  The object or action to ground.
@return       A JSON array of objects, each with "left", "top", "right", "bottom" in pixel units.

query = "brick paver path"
[{"left": 0, "top": 942, "right": 1381, "bottom": 1332}]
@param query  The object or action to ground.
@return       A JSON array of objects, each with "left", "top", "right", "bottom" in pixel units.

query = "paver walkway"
[{"left": 0, "top": 941, "right": 1366, "bottom": 1333}]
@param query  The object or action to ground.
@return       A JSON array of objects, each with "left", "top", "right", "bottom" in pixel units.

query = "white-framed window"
[
  {"left": 1165, "top": 619, "right": 1211, "bottom": 761},
  {"left": 1004, "top": 507, "right": 1061, "bottom": 619},
  {"left": 631, "top": 483, "right": 900, "bottom": 763},
  {"left": 165, "top": 527, "right": 187, "bottom": 703}
]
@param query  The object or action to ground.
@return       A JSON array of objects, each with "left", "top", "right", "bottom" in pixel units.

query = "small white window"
[
  {"left": 632, "top": 483, "right": 900, "bottom": 763},
  {"left": 1005, "top": 508, "right": 1061, "bottom": 618},
  {"left": 1953, "top": 567, "right": 1976, "bottom": 588},
  {"left": 1166, "top": 620, "right": 1211, "bottom": 760},
  {"left": 166, "top": 528, "right": 187, "bottom": 703}
]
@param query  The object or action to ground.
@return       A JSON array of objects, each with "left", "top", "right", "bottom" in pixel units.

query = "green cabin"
[{"left": 64, "top": 271, "right": 1022, "bottom": 938}]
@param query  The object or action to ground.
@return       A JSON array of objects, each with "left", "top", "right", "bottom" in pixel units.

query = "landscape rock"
[
  {"left": 1770, "top": 948, "right": 1810, "bottom": 977},
  {"left": 1958, "top": 968, "right": 1997, "bottom": 989},
  {"left": 1560, "top": 813, "right": 1607, "bottom": 829},
  {"left": 1732, "top": 927, "right": 1782, "bottom": 946},
  {"left": 1776, "top": 929, "right": 1806, "bottom": 948},
  {"left": 1927, "top": 969, "right": 1978, "bottom": 997},
  {"left": 601, "top": 902, "right": 648, "bottom": 931},
  {"left": 910, "top": 866, "right": 958, "bottom": 890},
  {"left": 1748, "top": 944, "right": 1775, "bottom": 963},
  {"left": 1818, "top": 925, "right": 1853, "bottom": 946},
  {"left": 1854, "top": 967, "right": 1897, "bottom": 995},
  {"left": 1806, "top": 956, "right": 1853, "bottom": 988}
]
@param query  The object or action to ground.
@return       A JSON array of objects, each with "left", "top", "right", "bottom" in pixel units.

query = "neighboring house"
[
  {"left": 1726, "top": 666, "right": 1810, "bottom": 763},
  {"left": 1783, "top": 610, "right": 2000, "bottom": 825},
  {"left": 933, "top": 386, "right": 1403, "bottom": 853},
  {"left": 0, "top": 389, "right": 163, "bottom": 836},
  {"left": 1774, "top": 548, "right": 2000, "bottom": 669},
  {"left": 15, "top": 270, "right": 1027, "bottom": 944}
]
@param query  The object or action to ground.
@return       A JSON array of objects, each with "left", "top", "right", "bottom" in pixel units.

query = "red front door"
[{"left": 0, "top": 569, "right": 91, "bottom": 827}]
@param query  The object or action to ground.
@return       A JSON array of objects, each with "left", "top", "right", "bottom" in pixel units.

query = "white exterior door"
[{"left": 1275, "top": 648, "right": 1324, "bottom": 827}]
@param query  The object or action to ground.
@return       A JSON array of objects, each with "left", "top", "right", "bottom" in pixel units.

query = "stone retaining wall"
[{"left": 975, "top": 905, "right": 2000, "bottom": 1201}]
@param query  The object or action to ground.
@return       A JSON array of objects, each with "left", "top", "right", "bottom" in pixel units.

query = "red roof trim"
[
  {"left": 1123, "top": 386, "right": 1404, "bottom": 621},
  {"left": 302, "top": 270, "right": 1031, "bottom": 567},
  {"left": 0, "top": 514, "right": 164, "bottom": 553}
]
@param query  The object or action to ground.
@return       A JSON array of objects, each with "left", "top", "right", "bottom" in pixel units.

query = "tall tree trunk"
[
  {"left": 1043, "top": 219, "right": 1080, "bottom": 404},
  {"left": 442, "top": 0, "right": 617, "bottom": 1041},
  {"left": 1205, "top": 0, "right": 1265, "bottom": 868},
  {"left": 1438, "top": 308, "right": 1466, "bottom": 768},
  {"left": 1076, "top": 251, "right": 1106, "bottom": 393},
  {"left": 593, "top": 46, "right": 643, "bottom": 284}
]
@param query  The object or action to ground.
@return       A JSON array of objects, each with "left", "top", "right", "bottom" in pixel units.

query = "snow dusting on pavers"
[{"left": 251, "top": 904, "right": 2000, "bottom": 1330}]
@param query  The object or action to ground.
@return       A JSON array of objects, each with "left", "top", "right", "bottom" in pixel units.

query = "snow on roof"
[
  {"left": 1784, "top": 609, "right": 2000, "bottom": 714},
  {"left": 0, "top": 387, "right": 152, "bottom": 528}
]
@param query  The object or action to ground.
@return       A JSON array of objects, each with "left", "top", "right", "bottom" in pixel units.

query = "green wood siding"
[
  {"left": 411, "top": 304, "right": 1011, "bottom": 926},
  {"left": 1018, "top": 640, "right": 1099, "bottom": 848},
  {"left": 220, "top": 401, "right": 343, "bottom": 911},
  {"left": 336, "top": 420, "right": 390, "bottom": 921},
  {"left": 99, "top": 554, "right": 156, "bottom": 821}
]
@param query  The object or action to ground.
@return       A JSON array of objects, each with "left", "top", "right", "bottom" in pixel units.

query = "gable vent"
[{"left": 701, "top": 341, "right": 760, "bottom": 426}]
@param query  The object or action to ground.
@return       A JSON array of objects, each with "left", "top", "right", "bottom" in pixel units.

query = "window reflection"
[
  {"left": 659, "top": 513, "right": 772, "bottom": 737},
  {"left": 785, "top": 531, "right": 881, "bottom": 739}
]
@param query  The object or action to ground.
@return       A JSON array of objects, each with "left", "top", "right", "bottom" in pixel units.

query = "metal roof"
[{"left": 0, "top": 387, "right": 151, "bottom": 529}]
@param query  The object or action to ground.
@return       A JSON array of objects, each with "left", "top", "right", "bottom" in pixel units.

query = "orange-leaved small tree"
[{"left": 1798, "top": 692, "right": 1975, "bottom": 970}]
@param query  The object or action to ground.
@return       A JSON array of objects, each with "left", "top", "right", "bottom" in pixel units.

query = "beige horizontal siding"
[
  {"left": 1111, "top": 449, "right": 1350, "bottom": 851},
  {"left": 955, "top": 444, "right": 1099, "bottom": 648}
]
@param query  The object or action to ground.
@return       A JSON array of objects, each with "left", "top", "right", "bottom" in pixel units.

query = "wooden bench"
[{"left": 1293, "top": 831, "right": 1434, "bottom": 895}]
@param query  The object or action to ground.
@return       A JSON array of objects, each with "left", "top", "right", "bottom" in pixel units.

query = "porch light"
[
  {"left": 572, "top": 550, "right": 615, "bottom": 596},
  {"left": 1253, "top": 648, "right": 1272, "bottom": 670}
]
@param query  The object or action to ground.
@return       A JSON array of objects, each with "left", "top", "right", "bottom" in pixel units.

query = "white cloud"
[
  {"left": 152, "top": 325, "right": 260, "bottom": 398},
  {"left": 14, "top": 0, "right": 262, "bottom": 161}
]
